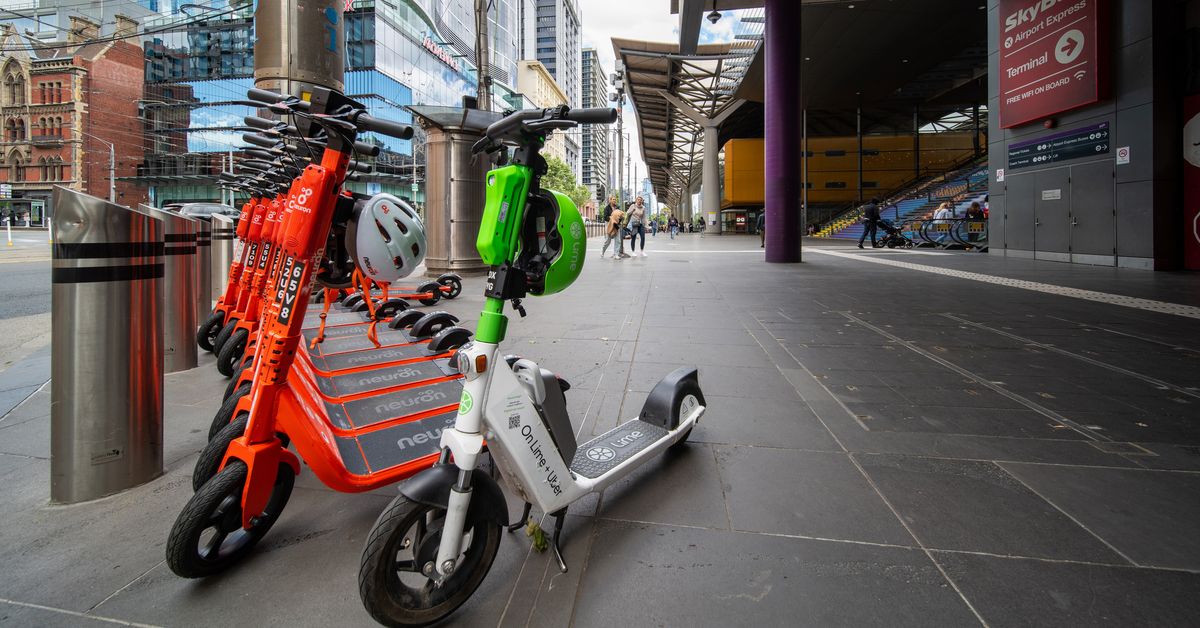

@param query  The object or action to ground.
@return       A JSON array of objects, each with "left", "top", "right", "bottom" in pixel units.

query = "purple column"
[{"left": 764, "top": 0, "right": 802, "bottom": 263}]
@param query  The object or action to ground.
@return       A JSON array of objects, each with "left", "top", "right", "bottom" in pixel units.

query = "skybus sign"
[{"left": 998, "top": 0, "right": 1106, "bottom": 128}]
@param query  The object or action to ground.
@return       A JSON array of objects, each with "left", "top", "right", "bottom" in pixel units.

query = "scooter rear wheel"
[
  {"left": 359, "top": 496, "right": 501, "bottom": 627},
  {"left": 197, "top": 310, "right": 225, "bottom": 352},
  {"left": 166, "top": 459, "right": 294, "bottom": 578},
  {"left": 436, "top": 275, "right": 462, "bottom": 300},
  {"left": 416, "top": 282, "right": 442, "bottom": 307},
  {"left": 216, "top": 329, "right": 249, "bottom": 377}
]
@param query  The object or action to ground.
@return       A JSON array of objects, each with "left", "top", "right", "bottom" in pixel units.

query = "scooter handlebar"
[
  {"left": 242, "top": 133, "right": 279, "bottom": 148},
  {"left": 354, "top": 113, "right": 415, "bottom": 140},
  {"left": 566, "top": 108, "right": 617, "bottom": 124}
]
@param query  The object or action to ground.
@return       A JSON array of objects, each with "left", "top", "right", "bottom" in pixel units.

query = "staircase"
[{"left": 819, "top": 166, "right": 989, "bottom": 241}]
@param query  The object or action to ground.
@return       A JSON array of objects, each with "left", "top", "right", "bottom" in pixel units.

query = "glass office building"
[{"left": 136, "top": 0, "right": 518, "bottom": 206}]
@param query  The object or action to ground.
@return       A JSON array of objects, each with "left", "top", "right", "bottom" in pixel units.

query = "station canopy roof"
[
  {"left": 627, "top": 0, "right": 987, "bottom": 202},
  {"left": 611, "top": 35, "right": 760, "bottom": 206}
]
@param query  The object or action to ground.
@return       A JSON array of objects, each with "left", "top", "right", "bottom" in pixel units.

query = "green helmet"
[{"left": 519, "top": 190, "right": 585, "bottom": 296}]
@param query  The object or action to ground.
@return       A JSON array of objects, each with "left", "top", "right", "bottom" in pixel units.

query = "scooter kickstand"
[
  {"left": 507, "top": 502, "right": 532, "bottom": 533},
  {"left": 550, "top": 509, "right": 568, "bottom": 573}
]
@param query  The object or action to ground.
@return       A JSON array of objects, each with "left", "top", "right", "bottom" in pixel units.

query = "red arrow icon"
[{"left": 1060, "top": 36, "right": 1081, "bottom": 58}]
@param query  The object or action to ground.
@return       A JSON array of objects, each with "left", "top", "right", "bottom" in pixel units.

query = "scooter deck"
[
  {"left": 337, "top": 411, "right": 457, "bottom": 475},
  {"left": 309, "top": 357, "right": 456, "bottom": 398},
  {"left": 323, "top": 378, "right": 462, "bottom": 430},
  {"left": 301, "top": 340, "right": 439, "bottom": 373},
  {"left": 303, "top": 326, "right": 419, "bottom": 356},
  {"left": 303, "top": 309, "right": 373, "bottom": 328},
  {"left": 570, "top": 419, "right": 669, "bottom": 479}
]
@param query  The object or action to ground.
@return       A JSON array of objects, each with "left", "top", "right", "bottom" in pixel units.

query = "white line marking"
[
  {"left": 943, "top": 314, "right": 1200, "bottom": 400},
  {"left": 810, "top": 249, "right": 1200, "bottom": 320},
  {"left": 0, "top": 598, "right": 165, "bottom": 627}
]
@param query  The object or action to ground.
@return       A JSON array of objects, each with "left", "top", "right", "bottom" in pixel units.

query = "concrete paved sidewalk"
[{"left": 1, "top": 234, "right": 1198, "bottom": 627}]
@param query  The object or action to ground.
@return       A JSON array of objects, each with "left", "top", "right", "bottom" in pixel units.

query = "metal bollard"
[
  {"left": 210, "top": 214, "right": 236, "bottom": 298},
  {"left": 143, "top": 206, "right": 198, "bottom": 373},
  {"left": 192, "top": 216, "right": 212, "bottom": 316},
  {"left": 51, "top": 188, "right": 164, "bottom": 503}
]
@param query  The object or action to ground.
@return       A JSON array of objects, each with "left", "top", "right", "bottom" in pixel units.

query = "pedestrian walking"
[
  {"left": 650, "top": 217, "right": 658, "bottom": 237},
  {"left": 668, "top": 215, "right": 679, "bottom": 239},
  {"left": 600, "top": 196, "right": 626, "bottom": 259},
  {"left": 627, "top": 196, "right": 648, "bottom": 257},
  {"left": 757, "top": 211, "right": 766, "bottom": 248},
  {"left": 857, "top": 197, "right": 881, "bottom": 249},
  {"left": 601, "top": 203, "right": 627, "bottom": 260}
]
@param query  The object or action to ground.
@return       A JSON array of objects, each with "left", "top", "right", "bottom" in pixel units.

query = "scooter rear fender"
[
  {"left": 639, "top": 366, "right": 705, "bottom": 430},
  {"left": 400, "top": 463, "right": 509, "bottom": 527}
]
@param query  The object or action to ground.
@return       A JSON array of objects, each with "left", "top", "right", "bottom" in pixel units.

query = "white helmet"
[{"left": 346, "top": 193, "right": 427, "bottom": 284}]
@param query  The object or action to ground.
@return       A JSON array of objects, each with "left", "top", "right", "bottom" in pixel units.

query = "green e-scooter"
[{"left": 356, "top": 105, "right": 706, "bottom": 626}]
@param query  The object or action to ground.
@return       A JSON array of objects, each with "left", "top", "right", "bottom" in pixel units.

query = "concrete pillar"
[
  {"left": 764, "top": 0, "right": 802, "bottom": 262},
  {"left": 254, "top": 0, "right": 345, "bottom": 95},
  {"left": 703, "top": 125, "right": 721, "bottom": 234}
]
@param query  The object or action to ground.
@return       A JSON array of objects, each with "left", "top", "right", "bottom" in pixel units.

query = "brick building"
[{"left": 0, "top": 16, "right": 148, "bottom": 223}]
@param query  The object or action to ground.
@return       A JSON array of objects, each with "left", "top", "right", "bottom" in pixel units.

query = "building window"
[{"left": 9, "top": 153, "right": 25, "bottom": 182}]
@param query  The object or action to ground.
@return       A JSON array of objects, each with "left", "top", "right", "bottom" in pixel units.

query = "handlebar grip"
[
  {"left": 242, "top": 133, "right": 279, "bottom": 148},
  {"left": 350, "top": 161, "right": 373, "bottom": 174},
  {"left": 356, "top": 113, "right": 415, "bottom": 140},
  {"left": 244, "top": 116, "right": 275, "bottom": 130},
  {"left": 566, "top": 108, "right": 618, "bottom": 124},
  {"left": 244, "top": 148, "right": 276, "bottom": 160},
  {"left": 354, "top": 141, "right": 381, "bottom": 157},
  {"left": 247, "top": 88, "right": 285, "bottom": 103}
]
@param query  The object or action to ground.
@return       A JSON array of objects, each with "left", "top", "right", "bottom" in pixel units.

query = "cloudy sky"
[{"left": 576, "top": 0, "right": 755, "bottom": 202}]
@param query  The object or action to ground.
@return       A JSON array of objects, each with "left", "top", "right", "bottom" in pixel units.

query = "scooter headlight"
[{"left": 456, "top": 344, "right": 479, "bottom": 380}]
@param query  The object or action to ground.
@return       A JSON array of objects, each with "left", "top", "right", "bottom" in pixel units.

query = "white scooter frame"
[{"left": 430, "top": 338, "right": 705, "bottom": 577}]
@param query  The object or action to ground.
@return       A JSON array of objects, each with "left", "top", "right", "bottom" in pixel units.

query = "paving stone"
[
  {"left": 857, "top": 454, "right": 1125, "bottom": 563},
  {"left": 596, "top": 442, "right": 730, "bottom": 530},
  {"left": 573, "top": 520, "right": 978, "bottom": 628},
  {"left": 715, "top": 446, "right": 913, "bottom": 545},
  {"left": 937, "top": 552, "right": 1200, "bottom": 628},
  {"left": 1000, "top": 463, "right": 1200, "bottom": 571},
  {"left": 844, "top": 402, "right": 1088, "bottom": 440},
  {"left": 690, "top": 393, "right": 841, "bottom": 451}
]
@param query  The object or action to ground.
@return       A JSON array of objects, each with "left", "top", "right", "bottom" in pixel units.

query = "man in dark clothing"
[
  {"left": 858, "top": 198, "right": 881, "bottom": 249},
  {"left": 756, "top": 212, "right": 765, "bottom": 247},
  {"left": 602, "top": 195, "right": 618, "bottom": 223}
]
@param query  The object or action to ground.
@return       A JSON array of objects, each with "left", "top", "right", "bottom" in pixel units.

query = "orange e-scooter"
[{"left": 166, "top": 86, "right": 442, "bottom": 578}]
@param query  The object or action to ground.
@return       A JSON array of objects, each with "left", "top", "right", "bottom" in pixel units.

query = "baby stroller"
[{"left": 876, "top": 218, "right": 914, "bottom": 248}]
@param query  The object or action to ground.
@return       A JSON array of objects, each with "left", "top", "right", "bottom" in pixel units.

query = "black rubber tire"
[
  {"left": 669, "top": 426, "right": 693, "bottom": 451},
  {"left": 210, "top": 384, "right": 250, "bottom": 440},
  {"left": 195, "top": 414, "right": 248, "bottom": 491},
  {"left": 436, "top": 275, "right": 462, "bottom": 300},
  {"left": 343, "top": 293, "right": 365, "bottom": 309},
  {"left": 211, "top": 319, "right": 240, "bottom": 356},
  {"left": 165, "top": 459, "right": 294, "bottom": 578},
  {"left": 417, "top": 282, "right": 441, "bottom": 307},
  {"left": 224, "top": 364, "right": 251, "bottom": 401},
  {"left": 358, "top": 496, "right": 502, "bottom": 627},
  {"left": 216, "top": 328, "right": 249, "bottom": 377},
  {"left": 197, "top": 310, "right": 225, "bottom": 353}
]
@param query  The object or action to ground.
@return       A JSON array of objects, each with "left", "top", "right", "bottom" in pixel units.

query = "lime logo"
[
  {"left": 458, "top": 390, "right": 474, "bottom": 414},
  {"left": 569, "top": 221, "right": 582, "bottom": 239}
]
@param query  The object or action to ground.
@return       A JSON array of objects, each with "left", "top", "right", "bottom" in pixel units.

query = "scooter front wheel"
[
  {"left": 216, "top": 328, "right": 249, "bottom": 377},
  {"left": 196, "top": 310, "right": 224, "bottom": 352},
  {"left": 209, "top": 383, "right": 250, "bottom": 440},
  {"left": 166, "top": 459, "right": 294, "bottom": 578},
  {"left": 211, "top": 318, "right": 239, "bottom": 356},
  {"left": 359, "top": 496, "right": 501, "bottom": 627}
]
